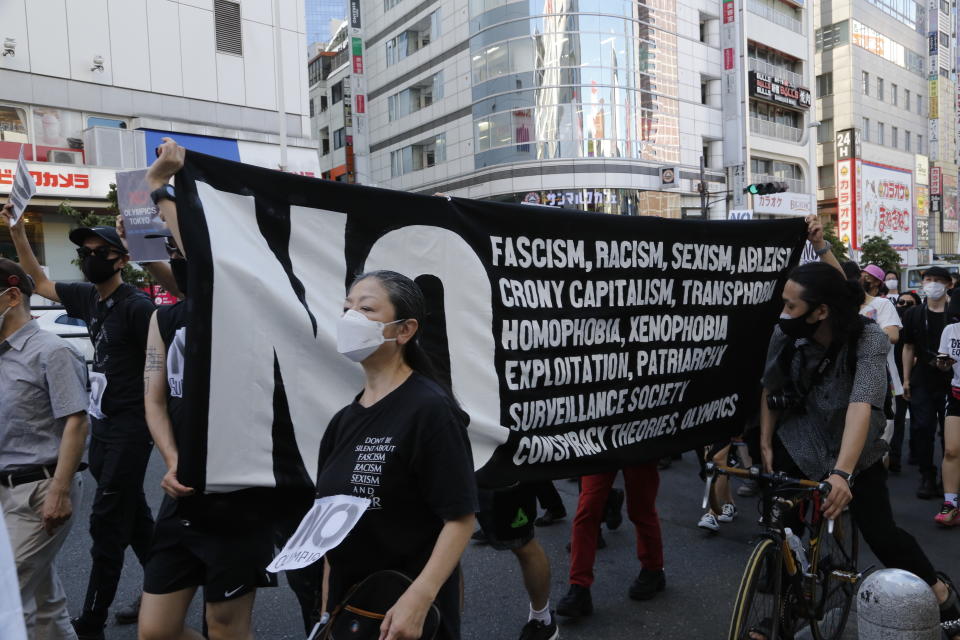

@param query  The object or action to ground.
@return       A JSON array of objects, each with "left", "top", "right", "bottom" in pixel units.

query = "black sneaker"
[
  {"left": 114, "top": 594, "right": 142, "bottom": 624},
  {"left": 628, "top": 569, "right": 666, "bottom": 601},
  {"left": 557, "top": 584, "right": 593, "bottom": 618},
  {"left": 604, "top": 488, "right": 624, "bottom": 530},
  {"left": 918, "top": 473, "right": 939, "bottom": 500},
  {"left": 71, "top": 617, "right": 105, "bottom": 640},
  {"left": 534, "top": 509, "right": 567, "bottom": 527},
  {"left": 518, "top": 616, "right": 559, "bottom": 640}
]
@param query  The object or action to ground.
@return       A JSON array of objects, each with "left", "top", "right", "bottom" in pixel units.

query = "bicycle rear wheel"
[
  {"left": 729, "top": 536, "right": 784, "bottom": 640},
  {"left": 809, "top": 510, "right": 859, "bottom": 640}
]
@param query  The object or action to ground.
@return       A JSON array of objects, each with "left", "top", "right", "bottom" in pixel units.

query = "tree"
[
  {"left": 821, "top": 221, "right": 849, "bottom": 263},
  {"left": 58, "top": 184, "right": 153, "bottom": 289},
  {"left": 858, "top": 235, "right": 901, "bottom": 273}
]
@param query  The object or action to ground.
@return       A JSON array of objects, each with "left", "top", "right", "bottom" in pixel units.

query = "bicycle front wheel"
[
  {"left": 729, "top": 536, "right": 784, "bottom": 640},
  {"left": 809, "top": 510, "right": 859, "bottom": 640}
]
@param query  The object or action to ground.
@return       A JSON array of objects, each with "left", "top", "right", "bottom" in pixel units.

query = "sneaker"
[
  {"left": 604, "top": 488, "right": 624, "bottom": 530},
  {"left": 718, "top": 503, "right": 738, "bottom": 523},
  {"left": 936, "top": 502, "right": 960, "bottom": 527},
  {"left": 918, "top": 473, "right": 939, "bottom": 500},
  {"left": 534, "top": 509, "right": 567, "bottom": 527},
  {"left": 71, "top": 618, "right": 105, "bottom": 640},
  {"left": 114, "top": 594, "right": 142, "bottom": 624},
  {"left": 698, "top": 512, "right": 719, "bottom": 532},
  {"left": 737, "top": 479, "right": 759, "bottom": 497},
  {"left": 628, "top": 568, "right": 666, "bottom": 601},
  {"left": 518, "top": 616, "right": 559, "bottom": 640},
  {"left": 557, "top": 584, "right": 593, "bottom": 618}
]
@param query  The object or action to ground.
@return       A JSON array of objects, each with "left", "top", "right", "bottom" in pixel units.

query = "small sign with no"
[{"left": 268, "top": 495, "right": 370, "bottom": 573}]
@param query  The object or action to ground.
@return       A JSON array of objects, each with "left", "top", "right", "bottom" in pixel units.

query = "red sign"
[
  {"left": 355, "top": 95, "right": 366, "bottom": 114},
  {"left": 353, "top": 55, "right": 364, "bottom": 74},
  {"left": 723, "top": 0, "right": 735, "bottom": 23},
  {"left": 836, "top": 159, "right": 856, "bottom": 247},
  {"left": 931, "top": 166, "right": 942, "bottom": 195},
  {"left": 724, "top": 48, "right": 734, "bottom": 70},
  {"left": 141, "top": 286, "right": 178, "bottom": 306},
  {"left": 0, "top": 168, "right": 90, "bottom": 189}
]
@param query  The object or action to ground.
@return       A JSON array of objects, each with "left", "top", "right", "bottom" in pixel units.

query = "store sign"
[
  {"left": 942, "top": 172, "right": 958, "bottom": 232},
  {"left": 349, "top": 0, "right": 361, "bottom": 29},
  {"left": 931, "top": 166, "right": 942, "bottom": 194},
  {"left": 526, "top": 190, "right": 619, "bottom": 207},
  {"left": 721, "top": 0, "right": 745, "bottom": 169},
  {"left": 915, "top": 154, "right": 929, "bottom": 185},
  {"left": 859, "top": 161, "right": 914, "bottom": 248},
  {"left": 0, "top": 160, "right": 113, "bottom": 198},
  {"left": 351, "top": 37, "right": 364, "bottom": 74},
  {"left": 836, "top": 159, "right": 856, "bottom": 247},
  {"left": 752, "top": 192, "right": 815, "bottom": 216},
  {"left": 930, "top": 78, "right": 940, "bottom": 119},
  {"left": 836, "top": 128, "right": 860, "bottom": 161},
  {"left": 748, "top": 72, "right": 811, "bottom": 109}
]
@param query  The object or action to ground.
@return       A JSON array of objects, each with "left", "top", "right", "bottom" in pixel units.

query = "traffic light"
[{"left": 744, "top": 182, "right": 789, "bottom": 195}]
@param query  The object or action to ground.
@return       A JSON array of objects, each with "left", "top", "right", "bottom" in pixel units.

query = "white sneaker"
[
  {"left": 697, "top": 512, "right": 719, "bottom": 532},
  {"left": 718, "top": 503, "right": 738, "bottom": 523}
]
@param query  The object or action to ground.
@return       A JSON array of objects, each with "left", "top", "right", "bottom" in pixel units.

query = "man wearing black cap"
[
  {"left": 902, "top": 265, "right": 954, "bottom": 499},
  {"left": 2, "top": 203, "right": 156, "bottom": 639}
]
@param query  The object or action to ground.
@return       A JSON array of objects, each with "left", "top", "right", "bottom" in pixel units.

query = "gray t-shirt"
[
  {"left": 761, "top": 322, "right": 889, "bottom": 480},
  {"left": 0, "top": 320, "right": 89, "bottom": 472}
]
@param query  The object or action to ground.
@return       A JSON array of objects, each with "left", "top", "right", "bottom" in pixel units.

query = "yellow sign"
[{"left": 930, "top": 79, "right": 939, "bottom": 119}]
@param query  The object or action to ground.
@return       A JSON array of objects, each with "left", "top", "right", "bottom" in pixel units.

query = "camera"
[{"left": 767, "top": 389, "right": 803, "bottom": 412}]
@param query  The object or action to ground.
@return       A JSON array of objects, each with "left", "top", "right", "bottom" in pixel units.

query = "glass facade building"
[{"left": 306, "top": 0, "right": 347, "bottom": 47}]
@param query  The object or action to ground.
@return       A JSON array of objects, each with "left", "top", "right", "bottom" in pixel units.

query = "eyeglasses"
[
  {"left": 76, "top": 246, "right": 121, "bottom": 261},
  {"left": 897, "top": 300, "right": 915, "bottom": 307}
]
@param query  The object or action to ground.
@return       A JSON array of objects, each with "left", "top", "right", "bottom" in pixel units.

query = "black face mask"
[
  {"left": 778, "top": 309, "right": 821, "bottom": 340},
  {"left": 170, "top": 259, "right": 188, "bottom": 296},
  {"left": 81, "top": 254, "right": 121, "bottom": 284}
]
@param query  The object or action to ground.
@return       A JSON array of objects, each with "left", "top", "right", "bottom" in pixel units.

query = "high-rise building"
[{"left": 306, "top": 0, "right": 348, "bottom": 48}]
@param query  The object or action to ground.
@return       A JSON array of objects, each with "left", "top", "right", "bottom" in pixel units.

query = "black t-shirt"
[
  {"left": 157, "top": 300, "right": 188, "bottom": 435},
  {"left": 56, "top": 281, "right": 154, "bottom": 440},
  {"left": 315, "top": 373, "right": 478, "bottom": 640},
  {"left": 901, "top": 303, "right": 950, "bottom": 387}
]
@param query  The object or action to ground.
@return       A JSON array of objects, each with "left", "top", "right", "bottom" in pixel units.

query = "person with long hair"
[
  {"left": 757, "top": 261, "right": 959, "bottom": 639},
  {"left": 315, "top": 271, "right": 477, "bottom": 640},
  {"left": 932, "top": 293, "right": 960, "bottom": 526}
]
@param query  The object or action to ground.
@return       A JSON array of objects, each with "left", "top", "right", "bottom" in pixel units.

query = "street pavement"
[{"left": 57, "top": 449, "right": 959, "bottom": 639}]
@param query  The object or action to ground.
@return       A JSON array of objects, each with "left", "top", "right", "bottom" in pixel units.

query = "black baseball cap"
[
  {"left": 923, "top": 265, "right": 952, "bottom": 281},
  {"left": 68, "top": 226, "right": 127, "bottom": 253}
]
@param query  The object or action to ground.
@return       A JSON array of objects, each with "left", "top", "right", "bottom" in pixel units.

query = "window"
[
  {"left": 917, "top": 93, "right": 922, "bottom": 113},
  {"left": 918, "top": 134, "right": 923, "bottom": 153},
  {"left": 816, "top": 72, "right": 833, "bottom": 96},
  {"left": 877, "top": 77, "right": 884, "bottom": 100},
  {"left": 702, "top": 145, "right": 710, "bottom": 167},
  {"left": 389, "top": 133, "right": 446, "bottom": 176},
  {"left": 878, "top": 122, "right": 885, "bottom": 145},
  {"left": 701, "top": 80, "right": 709, "bottom": 105},
  {"left": 891, "top": 126, "right": 897, "bottom": 148},
  {"left": 862, "top": 71, "right": 870, "bottom": 95},
  {"left": 816, "top": 21, "right": 850, "bottom": 50},
  {"left": 333, "top": 127, "right": 346, "bottom": 150},
  {"left": 817, "top": 118, "right": 834, "bottom": 144},
  {"left": 309, "top": 98, "right": 315, "bottom": 118},
  {"left": 905, "top": 130, "right": 911, "bottom": 151},
  {"left": 862, "top": 117, "right": 870, "bottom": 142},
  {"left": 214, "top": 0, "right": 243, "bottom": 56},
  {"left": 387, "top": 71, "right": 444, "bottom": 121},
  {"left": 331, "top": 81, "right": 344, "bottom": 104},
  {"left": 699, "top": 20, "right": 707, "bottom": 42},
  {"left": 891, "top": 83, "right": 897, "bottom": 105},
  {"left": 385, "top": 10, "right": 440, "bottom": 66},
  {"left": 87, "top": 116, "right": 127, "bottom": 129},
  {"left": 384, "top": 0, "right": 403, "bottom": 9},
  {"left": 320, "top": 95, "right": 328, "bottom": 112},
  {"left": 818, "top": 164, "right": 835, "bottom": 188},
  {"left": 319, "top": 127, "right": 330, "bottom": 155},
  {"left": 905, "top": 88, "right": 910, "bottom": 110},
  {"left": 941, "top": 30, "right": 950, "bottom": 46}
]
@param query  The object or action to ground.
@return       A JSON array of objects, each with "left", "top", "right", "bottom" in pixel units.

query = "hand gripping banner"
[{"left": 174, "top": 151, "right": 808, "bottom": 492}]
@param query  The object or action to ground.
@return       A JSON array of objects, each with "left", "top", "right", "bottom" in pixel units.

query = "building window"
[
  {"left": 331, "top": 81, "right": 344, "bottom": 104},
  {"left": 878, "top": 122, "right": 885, "bottom": 145},
  {"left": 862, "top": 71, "right": 870, "bottom": 95},
  {"left": 905, "top": 88, "right": 910, "bottom": 110},
  {"left": 214, "top": 0, "right": 243, "bottom": 56},
  {"left": 701, "top": 80, "right": 709, "bottom": 105},
  {"left": 917, "top": 134, "right": 923, "bottom": 153},
  {"left": 905, "top": 130, "right": 911, "bottom": 151},
  {"left": 333, "top": 127, "right": 346, "bottom": 150},
  {"left": 816, "top": 72, "right": 833, "bottom": 96},
  {"left": 862, "top": 117, "right": 870, "bottom": 142},
  {"left": 320, "top": 95, "right": 328, "bottom": 112},
  {"left": 817, "top": 119, "right": 834, "bottom": 144},
  {"left": 309, "top": 98, "right": 315, "bottom": 118},
  {"left": 877, "top": 77, "right": 884, "bottom": 100},
  {"left": 917, "top": 94, "right": 922, "bottom": 113},
  {"left": 891, "top": 83, "right": 897, "bottom": 105},
  {"left": 390, "top": 133, "right": 446, "bottom": 176},
  {"left": 385, "top": 10, "right": 440, "bottom": 66},
  {"left": 384, "top": 0, "right": 403, "bottom": 10},
  {"left": 818, "top": 164, "right": 835, "bottom": 188},
  {"left": 319, "top": 127, "right": 329, "bottom": 155},
  {"left": 816, "top": 21, "right": 850, "bottom": 51},
  {"left": 891, "top": 126, "right": 897, "bottom": 148},
  {"left": 387, "top": 71, "right": 444, "bottom": 121}
]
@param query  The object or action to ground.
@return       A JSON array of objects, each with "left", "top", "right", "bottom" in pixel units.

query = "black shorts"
[
  {"left": 948, "top": 388, "right": 960, "bottom": 418},
  {"left": 143, "top": 496, "right": 278, "bottom": 602},
  {"left": 476, "top": 483, "right": 536, "bottom": 551}
]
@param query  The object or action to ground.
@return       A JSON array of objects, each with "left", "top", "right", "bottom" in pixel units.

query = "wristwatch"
[
  {"left": 813, "top": 241, "right": 832, "bottom": 256},
  {"left": 150, "top": 184, "right": 176, "bottom": 205},
  {"left": 828, "top": 468, "right": 853, "bottom": 487}
]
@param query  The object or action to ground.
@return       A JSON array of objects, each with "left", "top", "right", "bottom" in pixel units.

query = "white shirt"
[
  {"left": 861, "top": 296, "right": 903, "bottom": 395},
  {"left": 938, "top": 323, "right": 960, "bottom": 388}
]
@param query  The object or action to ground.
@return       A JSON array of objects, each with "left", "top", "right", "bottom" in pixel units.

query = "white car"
[{"left": 32, "top": 309, "right": 94, "bottom": 364}]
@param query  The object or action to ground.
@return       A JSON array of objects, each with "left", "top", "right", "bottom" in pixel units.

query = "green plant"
[
  {"left": 58, "top": 187, "right": 153, "bottom": 289},
  {"left": 858, "top": 235, "right": 901, "bottom": 274},
  {"left": 822, "top": 221, "right": 849, "bottom": 263}
]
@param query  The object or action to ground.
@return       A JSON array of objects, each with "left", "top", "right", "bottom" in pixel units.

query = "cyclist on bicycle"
[{"left": 759, "top": 261, "right": 960, "bottom": 639}]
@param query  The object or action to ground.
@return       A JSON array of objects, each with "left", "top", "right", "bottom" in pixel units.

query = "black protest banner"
[{"left": 174, "top": 151, "right": 807, "bottom": 492}]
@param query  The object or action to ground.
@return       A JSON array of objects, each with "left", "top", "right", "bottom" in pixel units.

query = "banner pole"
[{"left": 272, "top": 0, "right": 288, "bottom": 171}]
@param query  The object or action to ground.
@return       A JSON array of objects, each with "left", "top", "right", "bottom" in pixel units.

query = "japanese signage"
[
  {"left": 349, "top": 0, "right": 361, "bottom": 29},
  {"left": 836, "top": 159, "right": 856, "bottom": 247},
  {"left": 752, "top": 192, "right": 815, "bottom": 216},
  {"left": 836, "top": 128, "right": 860, "bottom": 161},
  {"left": 942, "top": 171, "right": 958, "bottom": 232},
  {"left": 748, "top": 72, "right": 811, "bottom": 109},
  {"left": 721, "top": 0, "right": 745, "bottom": 171},
  {"left": 523, "top": 191, "right": 619, "bottom": 207},
  {"left": 352, "top": 37, "right": 364, "bottom": 74},
  {"left": 931, "top": 166, "right": 942, "bottom": 194},
  {"left": 916, "top": 184, "right": 930, "bottom": 248},
  {"left": 915, "top": 154, "right": 929, "bottom": 185},
  {"left": 859, "top": 161, "right": 914, "bottom": 248},
  {"left": 931, "top": 78, "right": 940, "bottom": 119},
  {"left": 0, "top": 160, "right": 113, "bottom": 199}
]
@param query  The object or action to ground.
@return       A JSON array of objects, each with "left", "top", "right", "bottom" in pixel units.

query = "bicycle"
[{"left": 702, "top": 463, "right": 861, "bottom": 640}]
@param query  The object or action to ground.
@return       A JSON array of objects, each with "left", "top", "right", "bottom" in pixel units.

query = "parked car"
[{"left": 32, "top": 309, "right": 94, "bottom": 364}]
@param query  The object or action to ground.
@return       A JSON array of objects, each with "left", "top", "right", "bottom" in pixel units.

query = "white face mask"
[
  {"left": 336, "top": 309, "right": 404, "bottom": 363},
  {"left": 924, "top": 281, "right": 947, "bottom": 300},
  {"left": 885, "top": 279, "right": 898, "bottom": 290},
  {"left": 0, "top": 287, "right": 13, "bottom": 333}
]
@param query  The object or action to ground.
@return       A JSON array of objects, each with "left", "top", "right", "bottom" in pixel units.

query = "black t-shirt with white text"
[
  {"left": 315, "top": 373, "right": 478, "bottom": 640},
  {"left": 56, "top": 281, "right": 154, "bottom": 440},
  {"left": 901, "top": 303, "right": 950, "bottom": 388}
]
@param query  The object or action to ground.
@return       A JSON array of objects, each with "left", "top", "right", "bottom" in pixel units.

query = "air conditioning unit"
[{"left": 48, "top": 150, "right": 83, "bottom": 164}]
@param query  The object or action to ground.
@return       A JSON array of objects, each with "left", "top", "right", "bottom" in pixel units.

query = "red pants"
[{"left": 569, "top": 463, "right": 663, "bottom": 587}]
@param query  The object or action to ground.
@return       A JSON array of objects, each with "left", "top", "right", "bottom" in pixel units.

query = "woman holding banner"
[{"left": 315, "top": 271, "right": 477, "bottom": 640}]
